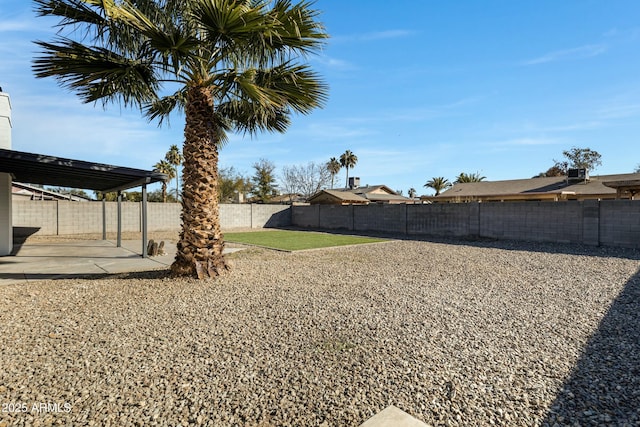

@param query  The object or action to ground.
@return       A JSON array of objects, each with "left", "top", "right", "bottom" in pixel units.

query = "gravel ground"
[{"left": 1, "top": 237, "right": 639, "bottom": 426}]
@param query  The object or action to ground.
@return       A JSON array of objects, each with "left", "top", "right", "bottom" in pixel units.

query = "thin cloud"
[
  {"left": 493, "top": 138, "right": 563, "bottom": 147},
  {"left": 333, "top": 29, "right": 416, "bottom": 43},
  {"left": 521, "top": 44, "right": 607, "bottom": 65},
  {"left": 0, "top": 17, "right": 47, "bottom": 33},
  {"left": 597, "top": 103, "right": 640, "bottom": 119},
  {"left": 313, "top": 55, "right": 356, "bottom": 71}
]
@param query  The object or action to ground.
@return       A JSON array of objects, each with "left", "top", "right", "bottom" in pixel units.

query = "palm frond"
[
  {"left": 144, "top": 90, "right": 187, "bottom": 125},
  {"left": 218, "top": 99, "right": 290, "bottom": 135},
  {"left": 33, "top": 38, "right": 158, "bottom": 106},
  {"left": 34, "top": 0, "right": 108, "bottom": 28},
  {"left": 265, "top": 0, "right": 328, "bottom": 55}
]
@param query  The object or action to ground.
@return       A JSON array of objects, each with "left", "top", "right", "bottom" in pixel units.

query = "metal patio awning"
[
  {"left": 0, "top": 148, "right": 166, "bottom": 192},
  {"left": 0, "top": 148, "right": 169, "bottom": 258}
]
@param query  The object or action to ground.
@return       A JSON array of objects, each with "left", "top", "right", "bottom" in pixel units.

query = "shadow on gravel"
[
  {"left": 279, "top": 227, "right": 640, "bottom": 261},
  {"left": 0, "top": 270, "right": 172, "bottom": 283},
  {"left": 542, "top": 270, "right": 640, "bottom": 425}
]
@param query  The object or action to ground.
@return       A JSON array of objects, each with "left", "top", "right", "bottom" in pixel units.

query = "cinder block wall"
[
  {"left": 319, "top": 205, "right": 353, "bottom": 230},
  {"left": 291, "top": 204, "right": 319, "bottom": 228},
  {"left": 13, "top": 201, "right": 58, "bottom": 235},
  {"left": 407, "top": 203, "right": 473, "bottom": 237},
  {"left": 148, "top": 202, "right": 181, "bottom": 231},
  {"left": 354, "top": 204, "right": 407, "bottom": 234},
  {"left": 292, "top": 201, "right": 640, "bottom": 249},
  {"left": 599, "top": 200, "right": 640, "bottom": 248},
  {"left": 479, "top": 202, "right": 584, "bottom": 244},
  {"left": 12, "top": 201, "right": 292, "bottom": 236},
  {"left": 250, "top": 204, "right": 291, "bottom": 228}
]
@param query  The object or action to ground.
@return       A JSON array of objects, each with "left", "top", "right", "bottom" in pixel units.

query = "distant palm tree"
[
  {"left": 424, "top": 177, "right": 452, "bottom": 196},
  {"left": 33, "top": 0, "right": 327, "bottom": 278},
  {"left": 165, "top": 145, "right": 183, "bottom": 202},
  {"left": 454, "top": 172, "right": 486, "bottom": 183},
  {"left": 340, "top": 150, "right": 358, "bottom": 188},
  {"left": 326, "top": 157, "right": 341, "bottom": 188},
  {"left": 408, "top": 188, "right": 417, "bottom": 199},
  {"left": 153, "top": 159, "right": 176, "bottom": 203}
]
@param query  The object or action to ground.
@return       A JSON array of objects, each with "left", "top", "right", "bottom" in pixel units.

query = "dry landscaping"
[{"left": 1, "top": 235, "right": 639, "bottom": 426}]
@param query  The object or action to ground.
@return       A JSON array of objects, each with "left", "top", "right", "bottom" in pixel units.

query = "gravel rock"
[{"left": 1, "top": 238, "right": 639, "bottom": 426}]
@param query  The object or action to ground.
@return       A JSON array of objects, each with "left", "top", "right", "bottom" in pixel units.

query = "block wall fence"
[
  {"left": 12, "top": 201, "right": 290, "bottom": 236},
  {"left": 291, "top": 200, "right": 640, "bottom": 249},
  {"left": 11, "top": 200, "right": 640, "bottom": 249}
]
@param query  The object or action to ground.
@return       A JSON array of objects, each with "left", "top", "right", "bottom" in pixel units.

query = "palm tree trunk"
[
  {"left": 345, "top": 167, "right": 349, "bottom": 188},
  {"left": 171, "top": 86, "right": 229, "bottom": 279},
  {"left": 175, "top": 169, "right": 179, "bottom": 202},
  {"left": 161, "top": 182, "right": 167, "bottom": 203}
]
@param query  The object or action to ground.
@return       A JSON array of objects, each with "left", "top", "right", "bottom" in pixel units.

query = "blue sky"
[{"left": 1, "top": 1, "right": 640, "bottom": 195}]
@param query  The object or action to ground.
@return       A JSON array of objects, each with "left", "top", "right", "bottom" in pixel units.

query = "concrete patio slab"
[
  {"left": 359, "top": 406, "right": 427, "bottom": 427},
  {"left": 0, "top": 239, "right": 241, "bottom": 285}
]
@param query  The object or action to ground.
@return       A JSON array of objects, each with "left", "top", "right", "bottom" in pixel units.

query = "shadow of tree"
[{"left": 542, "top": 270, "right": 640, "bottom": 425}]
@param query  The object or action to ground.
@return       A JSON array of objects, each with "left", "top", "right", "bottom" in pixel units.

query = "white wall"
[{"left": 0, "top": 91, "right": 12, "bottom": 255}]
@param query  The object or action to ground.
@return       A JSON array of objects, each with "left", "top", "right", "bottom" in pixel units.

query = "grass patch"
[{"left": 224, "top": 230, "right": 387, "bottom": 251}]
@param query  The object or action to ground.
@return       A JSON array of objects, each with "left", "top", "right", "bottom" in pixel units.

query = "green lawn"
[{"left": 224, "top": 230, "right": 387, "bottom": 251}]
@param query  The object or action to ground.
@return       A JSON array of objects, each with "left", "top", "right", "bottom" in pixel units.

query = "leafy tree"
[
  {"left": 533, "top": 164, "right": 565, "bottom": 178},
  {"left": 153, "top": 159, "right": 176, "bottom": 203},
  {"left": 251, "top": 159, "right": 278, "bottom": 203},
  {"left": 219, "top": 166, "right": 251, "bottom": 203},
  {"left": 408, "top": 188, "right": 417, "bottom": 199},
  {"left": 454, "top": 172, "right": 486, "bottom": 184},
  {"left": 281, "top": 161, "right": 331, "bottom": 199},
  {"left": 554, "top": 147, "right": 602, "bottom": 172},
  {"left": 165, "top": 145, "right": 183, "bottom": 202},
  {"left": 326, "top": 157, "right": 341, "bottom": 189},
  {"left": 95, "top": 191, "right": 138, "bottom": 201},
  {"left": 424, "top": 176, "right": 452, "bottom": 195},
  {"left": 339, "top": 150, "right": 358, "bottom": 188},
  {"left": 34, "top": 0, "right": 328, "bottom": 278},
  {"left": 148, "top": 189, "right": 177, "bottom": 203}
]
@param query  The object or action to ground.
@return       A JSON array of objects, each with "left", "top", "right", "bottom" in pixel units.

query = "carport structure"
[{"left": 0, "top": 147, "right": 168, "bottom": 257}]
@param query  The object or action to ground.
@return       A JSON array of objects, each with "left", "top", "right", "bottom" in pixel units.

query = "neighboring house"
[
  {"left": 423, "top": 173, "right": 640, "bottom": 203},
  {"left": 12, "top": 182, "right": 91, "bottom": 202},
  {"left": 346, "top": 185, "right": 413, "bottom": 204},
  {"left": 307, "top": 189, "right": 370, "bottom": 205},
  {"left": 269, "top": 193, "right": 306, "bottom": 204},
  {"left": 308, "top": 185, "right": 412, "bottom": 205}
]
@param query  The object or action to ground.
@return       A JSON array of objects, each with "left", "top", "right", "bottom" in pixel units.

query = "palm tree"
[
  {"left": 153, "top": 159, "right": 176, "bottom": 203},
  {"left": 165, "top": 145, "right": 183, "bottom": 202},
  {"left": 34, "top": 0, "right": 328, "bottom": 278},
  {"left": 326, "top": 157, "right": 341, "bottom": 189},
  {"left": 424, "top": 177, "right": 452, "bottom": 196},
  {"left": 454, "top": 172, "right": 486, "bottom": 183},
  {"left": 339, "top": 150, "right": 358, "bottom": 188},
  {"left": 408, "top": 188, "right": 417, "bottom": 199}
]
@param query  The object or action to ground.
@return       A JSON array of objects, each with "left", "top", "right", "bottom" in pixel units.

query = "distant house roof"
[
  {"left": 307, "top": 189, "right": 370, "bottom": 205},
  {"left": 426, "top": 173, "right": 640, "bottom": 202},
  {"left": 308, "top": 185, "right": 414, "bottom": 205},
  {"left": 343, "top": 185, "right": 412, "bottom": 204},
  {"left": 12, "top": 182, "right": 91, "bottom": 201},
  {"left": 268, "top": 193, "right": 306, "bottom": 204}
]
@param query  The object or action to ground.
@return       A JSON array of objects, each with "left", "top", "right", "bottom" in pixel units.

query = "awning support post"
[
  {"left": 142, "top": 184, "right": 148, "bottom": 258},
  {"left": 102, "top": 196, "right": 106, "bottom": 240},
  {"left": 117, "top": 191, "right": 122, "bottom": 248}
]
